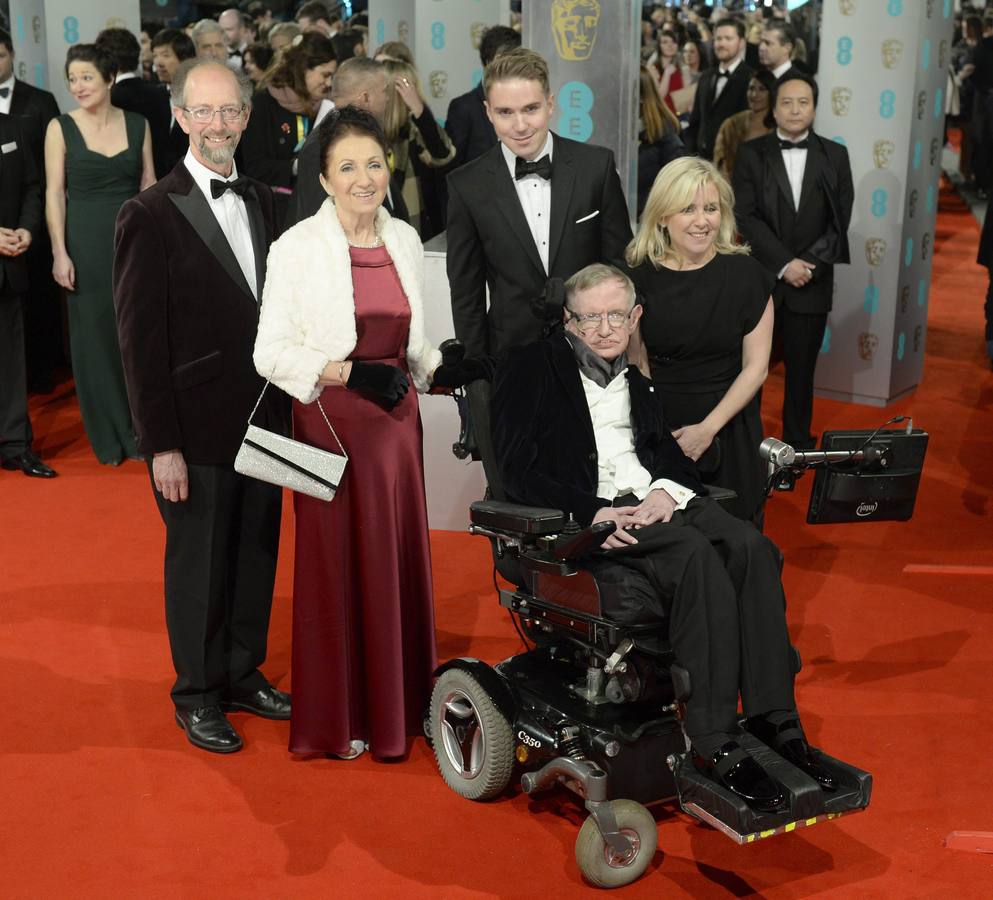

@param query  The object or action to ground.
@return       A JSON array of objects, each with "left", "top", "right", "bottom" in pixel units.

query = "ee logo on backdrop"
[{"left": 558, "top": 81, "right": 594, "bottom": 142}]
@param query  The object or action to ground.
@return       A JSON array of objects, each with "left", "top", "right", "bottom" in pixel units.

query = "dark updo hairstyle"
[
  {"left": 318, "top": 105, "right": 389, "bottom": 175},
  {"left": 65, "top": 43, "right": 117, "bottom": 84}
]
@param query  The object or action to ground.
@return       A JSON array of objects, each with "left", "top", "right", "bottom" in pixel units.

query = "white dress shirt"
[
  {"left": 0, "top": 75, "right": 14, "bottom": 116},
  {"left": 114, "top": 71, "right": 139, "bottom": 85},
  {"left": 580, "top": 369, "right": 695, "bottom": 511},
  {"left": 184, "top": 149, "right": 258, "bottom": 298},
  {"left": 771, "top": 61, "right": 793, "bottom": 80},
  {"left": 778, "top": 128, "right": 808, "bottom": 210},
  {"left": 713, "top": 55, "right": 744, "bottom": 101},
  {"left": 502, "top": 132, "right": 553, "bottom": 273}
]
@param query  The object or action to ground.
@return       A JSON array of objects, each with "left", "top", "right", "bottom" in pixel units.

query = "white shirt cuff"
[
  {"left": 648, "top": 479, "right": 696, "bottom": 511},
  {"left": 777, "top": 263, "right": 788, "bottom": 280}
]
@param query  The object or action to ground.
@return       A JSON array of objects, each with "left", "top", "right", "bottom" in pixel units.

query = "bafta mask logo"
[
  {"left": 858, "top": 332, "right": 879, "bottom": 361},
  {"left": 881, "top": 39, "right": 904, "bottom": 69},
  {"left": 926, "top": 0, "right": 935, "bottom": 17},
  {"left": 873, "top": 139, "right": 895, "bottom": 169},
  {"left": 470, "top": 23, "right": 487, "bottom": 51},
  {"left": 930, "top": 137, "right": 939, "bottom": 166},
  {"left": 17, "top": 62, "right": 27, "bottom": 79},
  {"left": 909, "top": 190, "right": 919, "bottom": 218},
  {"left": 917, "top": 90, "right": 927, "bottom": 120},
  {"left": 551, "top": 0, "right": 601, "bottom": 62},
  {"left": 939, "top": 40, "right": 949, "bottom": 69},
  {"left": 831, "top": 87, "right": 853, "bottom": 116},
  {"left": 865, "top": 237, "right": 887, "bottom": 266},
  {"left": 428, "top": 70, "right": 448, "bottom": 99},
  {"left": 397, "top": 20, "right": 410, "bottom": 44},
  {"left": 839, "top": 0, "right": 856, "bottom": 15},
  {"left": 32, "top": 16, "right": 42, "bottom": 43},
  {"left": 900, "top": 285, "right": 910, "bottom": 314},
  {"left": 921, "top": 232, "right": 931, "bottom": 259},
  {"left": 913, "top": 325, "right": 922, "bottom": 351}
]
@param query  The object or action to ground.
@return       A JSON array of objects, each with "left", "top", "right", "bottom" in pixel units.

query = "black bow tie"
[
  {"left": 779, "top": 138, "right": 809, "bottom": 150},
  {"left": 0, "top": 86, "right": 10, "bottom": 99},
  {"left": 716, "top": 70, "right": 730, "bottom": 81},
  {"left": 515, "top": 154, "right": 552, "bottom": 181},
  {"left": 210, "top": 176, "right": 254, "bottom": 199}
]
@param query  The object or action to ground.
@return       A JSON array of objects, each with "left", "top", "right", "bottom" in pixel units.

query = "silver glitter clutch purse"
[{"left": 234, "top": 380, "right": 347, "bottom": 502}]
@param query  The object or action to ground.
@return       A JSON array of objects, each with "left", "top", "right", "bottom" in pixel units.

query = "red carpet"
[{"left": 3, "top": 184, "right": 993, "bottom": 897}]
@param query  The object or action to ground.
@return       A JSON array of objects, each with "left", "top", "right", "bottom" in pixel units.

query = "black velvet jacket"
[{"left": 491, "top": 335, "right": 705, "bottom": 527}]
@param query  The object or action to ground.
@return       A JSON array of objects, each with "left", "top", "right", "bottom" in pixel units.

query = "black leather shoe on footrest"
[
  {"left": 175, "top": 706, "right": 243, "bottom": 753},
  {"left": 694, "top": 741, "right": 785, "bottom": 813},
  {"left": 469, "top": 500, "right": 567, "bottom": 535},
  {"left": 747, "top": 717, "right": 837, "bottom": 792}
]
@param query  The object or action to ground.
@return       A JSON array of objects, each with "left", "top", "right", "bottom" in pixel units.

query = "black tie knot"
[
  {"left": 779, "top": 138, "right": 810, "bottom": 150},
  {"left": 210, "top": 176, "right": 254, "bottom": 199},
  {"left": 716, "top": 70, "right": 729, "bottom": 80},
  {"left": 515, "top": 154, "right": 552, "bottom": 181}
]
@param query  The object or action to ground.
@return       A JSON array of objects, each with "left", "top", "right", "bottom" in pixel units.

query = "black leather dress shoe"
[
  {"left": 694, "top": 741, "right": 786, "bottom": 813},
  {"left": 175, "top": 706, "right": 243, "bottom": 753},
  {"left": 222, "top": 686, "right": 291, "bottom": 720},
  {"left": 1, "top": 450, "right": 57, "bottom": 478},
  {"left": 747, "top": 717, "right": 837, "bottom": 792}
]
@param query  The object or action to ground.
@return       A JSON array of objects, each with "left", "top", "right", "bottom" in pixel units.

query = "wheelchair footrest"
[{"left": 670, "top": 732, "right": 872, "bottom": 844}]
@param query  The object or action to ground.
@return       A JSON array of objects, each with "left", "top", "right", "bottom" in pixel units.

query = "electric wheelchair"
[{"left": 425, "top": 384, "right": 886, "bottom": 888}]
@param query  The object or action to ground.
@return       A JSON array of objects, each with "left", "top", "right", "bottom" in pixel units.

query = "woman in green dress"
[{"left": 45, "top": 44, "right": 155, "bottom": 465}]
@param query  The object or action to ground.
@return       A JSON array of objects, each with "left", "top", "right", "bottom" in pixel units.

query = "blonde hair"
[
  {"left": 482, "top": 47, "right": 549, "bottom": 98},
  {"left": 381, "top": 58, "right": 424, "bottom": 145},
  {"left": 639, "top": 65, "right": 679, "bottom": 144},
  {"left": 626, "top": 156, "right": 749, "bottom": 268}
]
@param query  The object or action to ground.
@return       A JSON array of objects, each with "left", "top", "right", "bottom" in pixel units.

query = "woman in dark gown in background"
[{"left": 627, "top": 157, "right": 774, "bottom": 525}]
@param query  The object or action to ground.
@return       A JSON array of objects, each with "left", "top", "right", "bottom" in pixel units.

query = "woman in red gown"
[{"left": 254, "top": 108, "right": 474, "bottom": 760}]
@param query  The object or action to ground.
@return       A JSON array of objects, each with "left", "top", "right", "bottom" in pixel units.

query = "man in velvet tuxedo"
[
  {"left": 0, "top": 29, "right": 62, "bottom": 393},
  {"left": 684, "top": 18, "right": 753, "bottom": 160},
  {"left": 733, "top": 73, "right": 854, "bottom": 449},
  {"left": 113, "top": 60, "right": 290, "bottom": 755},
  {"left": 491, "top": 263, "right": 836, "bottom": 812}
]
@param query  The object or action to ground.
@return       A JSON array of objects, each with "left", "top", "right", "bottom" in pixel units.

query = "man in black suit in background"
[
  {"left": 0, "top": 28, "right": 61, "bottom": 394},
  {"left": 733, "top": 73, "right": 854, "bottom": 450},
  {"left": 96, "top": 28, "right": 172, "bottom": 178},
  {"left": 684, "top": 17, "right": 753, "bottom": 160},
  {"left": 758, "top": 21, "right": 801, "bottom": 82},
  {"left": 445, "top": 25, "right": 520, "bottom": 169},
  {"left": 150, "top": 28, "right": 197, "bottom": 174},
  {"left": 0, "top": 113, "right": 56, "bottom": 478},
  {"left": 114, "top": 61, "right": 290, "bottom": 754}
]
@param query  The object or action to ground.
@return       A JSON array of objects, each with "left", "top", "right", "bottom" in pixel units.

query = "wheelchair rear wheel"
[
  {"left": 430, "top": 668, "right": 514, "bottom": 801},
  {"left": 575, "top": 800, "right": 658, "bottom": 888}
]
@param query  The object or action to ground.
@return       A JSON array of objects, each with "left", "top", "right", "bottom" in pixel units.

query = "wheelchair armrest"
[
  {"left": 469, "top": 500, "right": 568, "bottom": 536},
  {"left": 552, "top": 521, "right": 616, "bottom": 561},
  {"left": 707, "top": 485, "right": 738, "bottom": 504}
]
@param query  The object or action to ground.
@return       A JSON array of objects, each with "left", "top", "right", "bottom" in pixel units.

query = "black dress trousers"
[{"left": 0, "top": 286, "right": 33, "bottom": 459}]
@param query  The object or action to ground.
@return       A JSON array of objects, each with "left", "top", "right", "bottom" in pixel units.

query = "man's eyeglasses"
[
  {"left": 567, "top": 310, "right": 632, "bottom": 334},
  {"left": 182, "top": 105, "right": 246, "bottom": 124}
]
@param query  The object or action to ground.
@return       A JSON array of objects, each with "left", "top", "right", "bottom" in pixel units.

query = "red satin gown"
[{"left": 289, "top": 244, "right": 437, "bottom": 758}]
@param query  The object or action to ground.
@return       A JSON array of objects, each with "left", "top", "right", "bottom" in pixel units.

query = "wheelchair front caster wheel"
[
  {"left": 430, "top": 667, "right": 514, "bottom": 801},
  {"left": 575, "top": 800, "right": 658, "bottom": 888}
]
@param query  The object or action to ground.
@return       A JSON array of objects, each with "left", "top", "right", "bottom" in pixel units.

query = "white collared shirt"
[
  {"left": 114, "top": 71, "right": 139, "bottom": 84},
  {"left": 777, "top": 128, "right": 809, "bottom": 210},
  {"left": 580, "top": 369, "right": 695, "bottom": 510},
  {"left": 501, "top": 131, "right": 553, "bottom": 273},
  {"left": 713, "top": 55, "right": 743, "bottom": 101},
  {"left": 0, "top": 75, "right": 14, "bottom": 116},
  {"left": 184, "top": 149, "right": 258, "bottom": 298},
  {"left": 771, "top": 60, "right": 793, "bottom": 80}
]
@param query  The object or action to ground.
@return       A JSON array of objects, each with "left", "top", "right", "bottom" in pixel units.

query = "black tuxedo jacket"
[
  {"left": 161, "top": 117, "right": 189, "bottom": 175},
  {"left": 239, "top": 89, "right": 298, "bottom": 191},
  {"left": 445, "top": 83, "right": 496, "bottom": 167},
  {"left": 113, "top": 162, "right": 288, "bottom": 464},
  {"left": 0, "top": 115, "right": 42, "bottom": 294},
  {"left": 446, "top": 133, "right": 632, "bottom": 357},
  {"left": 684, "top": 62, "right": 753, "bottom": 159},
  {"left": 111, "top": 78, "right": 171, "bottom": 178},
  {"left": 733, "top": 130, "right": 854, "bottom": 315},
  {"left": 491, "top": 335, "right": 704, "bottom": 527},
  {"left": 6, "top": 79, "right": 59, "bottom": 180}
]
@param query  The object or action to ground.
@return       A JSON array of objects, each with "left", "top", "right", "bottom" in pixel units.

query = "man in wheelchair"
[{"left": 489, "top": 262, "right": 835, "bottom": 813}]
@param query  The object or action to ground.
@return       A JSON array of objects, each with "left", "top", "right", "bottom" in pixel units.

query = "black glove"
[
  {"left": 346, "top": 361, "right": 409, "bottom": 409},
  {"left": 430, "top": 356, "right": 494, "bottom": 389}
]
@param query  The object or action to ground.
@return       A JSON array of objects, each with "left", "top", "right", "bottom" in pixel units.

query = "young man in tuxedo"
[
  {"left": 684, "top": 17, "right": 753, "bottom": 160},
  {"left": 445, "top": 25, "right": 520, "bottom": 169},
  {"left": 96, "top": 28, "right": 172, "bottom": 178},
  {"left": 490, "top": 264, "right": 837, "bottom": 811},
  {"left": 0, "top": 29, "right": 62, "bottom": 394},
  {"left": 0, "top": 113, "right": 56, "bottom": 478},
  {"left": 113, "top": 60, "right": 291, "bottom": 754},
  {"left": 151, "top": 29, "right": 197, "bottom": 174},
  {"left": 732, "top": 72, "right": 854, "bottom": 450},
  {"left": 446, "top": 47, "right": 632, "bottom": 359}
]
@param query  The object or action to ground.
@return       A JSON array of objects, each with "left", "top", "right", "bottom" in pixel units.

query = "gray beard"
[{"left": 199, "top": 134, "right": 235, "bottom": 166}]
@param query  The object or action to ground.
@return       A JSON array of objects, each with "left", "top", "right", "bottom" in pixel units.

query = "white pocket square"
[
  {"left": 575, "top": 209, "right": 600, "bottom": 224},
  {"left": 1, "top": 141, "right": 17, "bottom": 154}
]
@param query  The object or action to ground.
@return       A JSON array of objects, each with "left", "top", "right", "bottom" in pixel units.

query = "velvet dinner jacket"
[
  {"left": 733, "top": 130, "right": 854, "bottom": 315},
  {"left": 113, "top": 161, "right": 288, "bottom": 465},
  {"left": 491, "top": 335, "right": 705, "bottom": 527},
  {"left": 446, "top": 133, "right": 633, "bottom": 358}
]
